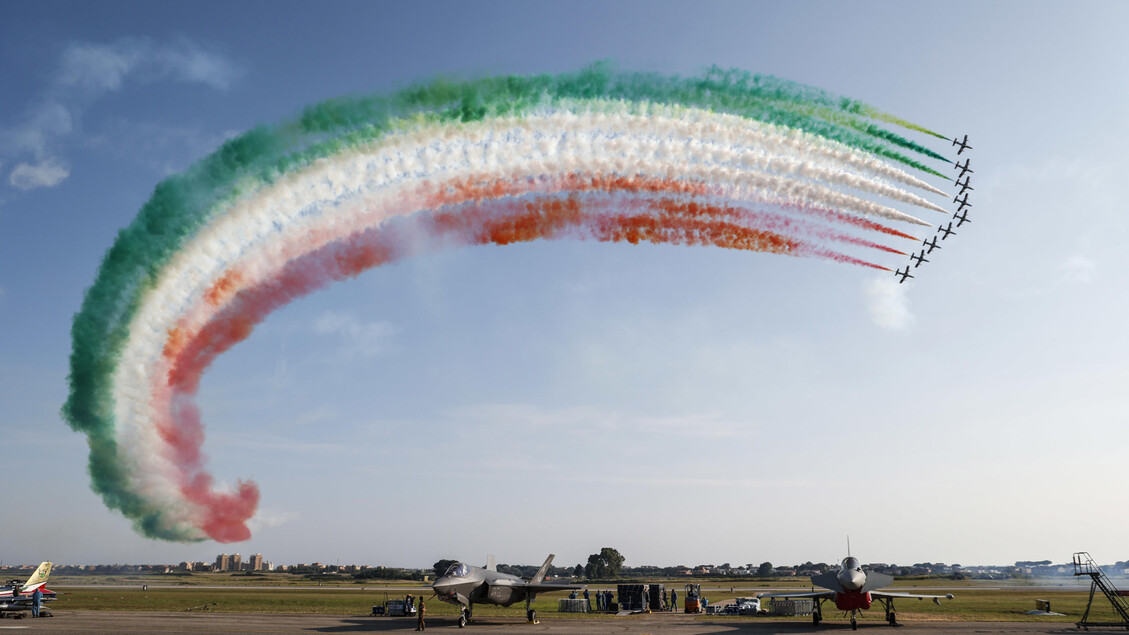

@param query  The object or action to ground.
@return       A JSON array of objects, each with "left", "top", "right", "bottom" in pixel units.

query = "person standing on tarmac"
[
  {"left": 670, "top": 589, "right": 677, "bottom": 612},
  {"left": 31, "top": 588, "right": 42, "bottom": 618},
  {"left": 416, "top": 598, "right": 426, "bottom": 631}
]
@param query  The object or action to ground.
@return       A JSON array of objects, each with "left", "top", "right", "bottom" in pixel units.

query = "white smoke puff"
[{"left": 864, "top": 276, "right": 914, "bottom": 331}]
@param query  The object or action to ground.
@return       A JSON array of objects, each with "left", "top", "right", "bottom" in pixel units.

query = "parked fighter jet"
[
  {"left": 894, "top": 266, "right": 914, "bottom": 283},
  {"left": 952, "top": 134, "right": 972, "bottom": 154},
  {"left": 954, "top": 193, "right": 972, "bottom": 213},
  {"left": 921, "top": 236, "right": 941, "bottom": 254},
  {"left": 759, "top": 556, "right": 953, "bottom": 629},
  {"left": 954, "top": 209, "right": 971, "bottom": 227},
  {"left": 955, "top": 175, "right": 974, "bottom": 196},
  {"left": 937, "top": 222, "right": 956, "bottom": 240},
  {"left": 0, "top": 562, "right": 55, "bottom": 618},
  {"left": 953, "top": 158, "right": 973, "bottom": 179},
  {"left": 433, "top": 554, "right": 583, "bottom": 627},
  {"left": 909, "top": 250, "right": 929, "bottom": 268}
]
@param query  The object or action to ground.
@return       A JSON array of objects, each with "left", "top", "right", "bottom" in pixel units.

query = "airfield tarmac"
[{"left": 0, "top": 611, "right": 1081, "bottom": 634}]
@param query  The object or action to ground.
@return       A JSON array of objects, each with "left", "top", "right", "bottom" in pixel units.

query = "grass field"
[{"left": 40, "top": 576, "right": 1129, "bottom": 625}]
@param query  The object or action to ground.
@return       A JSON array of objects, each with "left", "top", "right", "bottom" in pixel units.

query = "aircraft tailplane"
[
  {"left": 531, "top": 554, "right": 555, "bottom": 584},
  {"left": 22, "top": 562, "right": 52, "bottom": 592}
]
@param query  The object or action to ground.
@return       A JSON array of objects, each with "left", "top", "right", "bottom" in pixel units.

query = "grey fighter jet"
[
  {"left": 759, "top": 555, "right": 953, "bottom": 629},
  {"left": 433, "top": 554, "right": 583, "bottom": 627}
]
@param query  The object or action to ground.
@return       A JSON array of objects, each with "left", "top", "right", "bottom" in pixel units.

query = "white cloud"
[
  {"left": 2, "top": 37, "right": 241, "bottom": 194},
  {"left": 1058, "top": 255, "right": 1096, "bottom": 286},
  {"left": 313, "top": 311, "right": 397, "bottom": 357},
  {"left": 58, "top": 37, "right": 241, "bottom": 95},
  {"left": 9, "top": 158, "right": 70, "bottom": 190},
  {"left": 863, "top": 276, "right": 913, "bottom": 331}
]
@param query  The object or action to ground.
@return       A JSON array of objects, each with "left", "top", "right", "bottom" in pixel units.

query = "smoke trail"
[{"left": 63, "top": 64, "right": 952, "bottom": 542}]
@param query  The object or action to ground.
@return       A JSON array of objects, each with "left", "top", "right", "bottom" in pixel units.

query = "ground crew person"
[{"left": 416, "top": 598, "right": 426, "bottom": 630}]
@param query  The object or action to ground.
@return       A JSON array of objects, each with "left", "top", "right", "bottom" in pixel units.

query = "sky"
[{"left": 2, "top": 0, "right": 1128, "bottom": 572}]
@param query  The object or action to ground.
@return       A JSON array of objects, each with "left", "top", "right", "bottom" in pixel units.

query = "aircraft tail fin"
[
  {"left": 22, "top": 562, "right": 52, "bottom": 592},
  {"left": 531, "top": 554, "right": 555, "bottom": 584},
  {"left": 486, "top": 555, "right": 496, "bottom": 572}
]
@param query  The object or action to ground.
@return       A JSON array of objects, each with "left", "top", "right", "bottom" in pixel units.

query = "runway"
[{"left": 0, "top": 611, "right": 1079, "bottom": 633}]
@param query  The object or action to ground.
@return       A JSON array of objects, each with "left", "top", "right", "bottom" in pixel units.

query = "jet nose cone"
[{"left": 839, "top": 569, "right": 866, "bottom": 591}]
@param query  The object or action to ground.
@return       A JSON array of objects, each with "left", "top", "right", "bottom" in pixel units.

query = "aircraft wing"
[
  {"left": 871, "top": 590, "right": 954, "bottom": 605},
  {"left": 757, "top": 590, "right": 835, "bottom": 600},
  {"left": 523, "top": 582, "right": 584, "bottom": 594}
]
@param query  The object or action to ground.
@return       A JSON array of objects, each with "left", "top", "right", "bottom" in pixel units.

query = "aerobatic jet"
[
  {"left": 759, "top": 555, "right": 953, "bottom": 629},
  {"left": 953, "top": 158, "right": 973, "bottom": 179},
  {"left": 952, "top": 134, "right": 972, "bottom": 154},
  {"left": 894, "top": 266, "right": 914, "bottom": 283},
  {"left": 938, "top": 222, "right": 956, "bottom": 240},
  {"left": 954, "top": 209, "right": 971, "bottom": 227},
  {"left": 910, "top": 250, "right": 929, "bottom": 268},
  {"left": 955, "top": 175, "right": 974, "bottom": 196},
  {"left": 953, "top": 193, "right": 972, "bottom": 212},
  {"left": 433, "top": 554, "right": 583, "bottom": 627},
  {"left": 0, "top": 562, "right": 56, "bottom": 618},
  {"left": 921, "top": 236, "right": 941, "bottom": 254}
]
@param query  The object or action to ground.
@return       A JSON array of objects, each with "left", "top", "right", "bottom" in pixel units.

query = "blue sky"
[{"left": 2, "top": 0, "right": 1128, "bottom": 570}]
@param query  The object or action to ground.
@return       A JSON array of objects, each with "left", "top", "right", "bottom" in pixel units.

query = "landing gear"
[
  {"left": 458, "top": 606, "right": 470, "bottom": 628},
  {"left": 850, "top": 615, "right": 858, "bottom": 630},
  {"left": 881, "top": 597, "right": 899, "bottom": 627},
  {"left": 812, "top": 599, "right": 823, "bottom": 626},
  {"left": 525, "top": 597, "right": 538, "bottom": 624}
]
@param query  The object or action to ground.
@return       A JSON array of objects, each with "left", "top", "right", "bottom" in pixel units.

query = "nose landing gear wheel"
[{"left": 851, "top": 616, "right": 858, "bottom": 630}]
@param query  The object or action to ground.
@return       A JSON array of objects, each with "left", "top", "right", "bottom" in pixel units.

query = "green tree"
[
  {"left": 757, "top": 562, "right": 774, "bottom": 576},
  {"left": 586, "top": 547, "right": 625, "bottom": 579},
  {"left": 573, "top": 564, "right": 584, "bottom": 578}
]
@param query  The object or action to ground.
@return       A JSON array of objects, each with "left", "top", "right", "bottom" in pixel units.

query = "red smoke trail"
[{"left": 156, "top": 184, "right": 895, "bottom": 541}]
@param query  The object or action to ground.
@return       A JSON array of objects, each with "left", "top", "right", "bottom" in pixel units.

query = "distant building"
[
  {"left": 249, "top": 554, "right": 264, "bottom": 572},
  {"left": 215, "top": 554, "right": 230, "bottom": 572},
  {"left": 231, "top": 554, "right": 242, "bottom": 571}
]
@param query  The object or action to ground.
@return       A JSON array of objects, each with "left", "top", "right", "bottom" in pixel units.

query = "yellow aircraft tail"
[{"left": 21, "top": 562, "right": 52, "bottom": 592}]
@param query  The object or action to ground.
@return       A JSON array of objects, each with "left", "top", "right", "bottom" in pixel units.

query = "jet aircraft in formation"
[
  {"left": 955, "top": 175, "right": 974, "bottom": 196},
  {"left": 432, "top": 554, "right": 583, "bottom": 627},
  {"left": 952, "top": 134, "right": 972, "bottom": 154},
  {"left": 759, "top": 554, "right": 953, "bottom": 629},
  {"left": 953, "top": 157, "right": 973, "bottom": 179},
  {"left": 0, "top": 562, "right": 55, "bottom": 618},
  {"left": 893, "top": 135, "right": 974, "bottom": 283}
]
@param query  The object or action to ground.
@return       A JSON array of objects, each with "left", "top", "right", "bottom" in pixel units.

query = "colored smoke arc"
[{"left": 63, "top": 63, "right": 951, "bottom": 542}]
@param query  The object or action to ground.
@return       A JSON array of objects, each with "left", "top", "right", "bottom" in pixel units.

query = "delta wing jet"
[
  {"left": 0, "top": 562, "right": 56, "bottom": 618},
  {"left": 759, "top": 556, "right": 953, "bottom": 629},
  {"left": 433, "top": 554, "right": 583, "bottom": 627}
]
